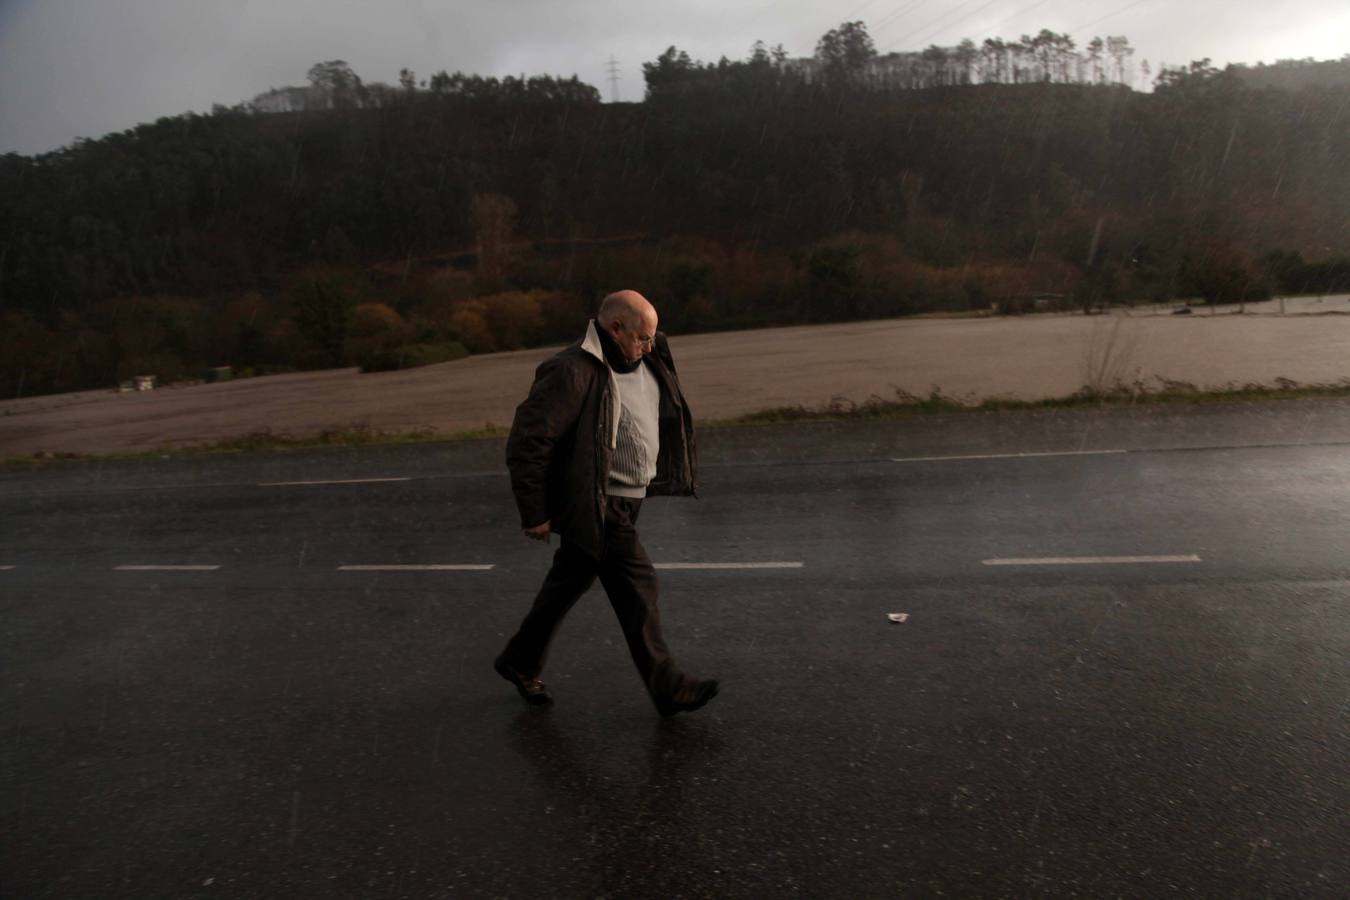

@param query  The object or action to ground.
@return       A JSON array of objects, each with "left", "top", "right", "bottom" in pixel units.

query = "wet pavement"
[{"left": 2, "top": 401, "right": 1348, "bottom": 897}]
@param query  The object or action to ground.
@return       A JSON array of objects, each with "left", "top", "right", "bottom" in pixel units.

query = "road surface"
[{"left": 2, "top": 401, "right": 1348, "bottom": 897}]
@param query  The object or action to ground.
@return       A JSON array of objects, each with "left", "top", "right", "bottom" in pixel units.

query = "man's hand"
[{"left": 523, "top": 521, "right": 552, "bottom": 543}]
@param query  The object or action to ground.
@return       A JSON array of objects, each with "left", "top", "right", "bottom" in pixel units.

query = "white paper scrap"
[{"left": 887, "top": 613, "right": 909, "bottom": 623}]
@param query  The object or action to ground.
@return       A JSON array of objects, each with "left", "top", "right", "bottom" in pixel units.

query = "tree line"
[
  {"left": 1, "top": 20, "right": 1347, "bottom": 399},
  {"left": 645, "top": 22, "right": 1145, "bottom": 97},
  {"left": 250, "top": 60, "right": 600, "bottom": 114}
]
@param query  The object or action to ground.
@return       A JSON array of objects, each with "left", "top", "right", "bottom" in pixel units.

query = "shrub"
[
  {"left": 346, "top": 302, "right": 413, "bottom": 362},
  {"left": 448, "top": 290, "right": 553, "bottom": 352},
  {"left": 448, "top": 302, "right": 494, "bottom": 352},
  {"left": 359, "top": 342, "right": 470, "bottom": 373},
  {"left": 1180, "top": 245, "right": 1272, "bottom": 305},
  {"left": 1262, "top": 249, "right": 1350, "bottom": 295},
  {"left": 291, "top": 270, "right": 358, "bottom": 364},
  {"left": 483, "top": 291, "right": 545, "bottom": 349},
  {"left": 803, "top": 242, "right": 864, "bottom": 321},
  {"left": 534, "top": 290, "right": 587, "bottom": 344},
  {"left": 351, "top": 302, "right": 408, "bottom": 338},
  {"left": 0, "top": 312, "right": 58, "bottom": 397}
]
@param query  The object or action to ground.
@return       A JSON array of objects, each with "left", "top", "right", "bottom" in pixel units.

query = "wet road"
[{"left": 3, "top": 401, "right": 1348, "bottom": 897}]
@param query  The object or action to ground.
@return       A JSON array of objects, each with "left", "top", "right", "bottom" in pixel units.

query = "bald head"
[
  {"left": 598, "top": 290, "right": 658, "bottom": 363},
  {"left": 597, "top": 290, "right": 656, "bottom": 330}
]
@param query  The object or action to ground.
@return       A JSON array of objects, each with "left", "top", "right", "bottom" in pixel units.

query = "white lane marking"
[
  {"left": 654, "top": 562, "right": 804, "bottom": 570},
  {"left": 982, "top": 555, "right": 1202, "bottom": 566},
  {"left": 259, "top": 477, "right": 412, "bottom": 486},
  {"left": 0, "top": 566, "right": 15, "bottom": 570},
  {"left": 115, "top": 565, "right": 222, "bottom": 571},
  {"left": 337, "top": 564, "right": 495, "bottom": 571},
  {"left": 892, "top": 450, "right": 1128, "bottom": 463}
]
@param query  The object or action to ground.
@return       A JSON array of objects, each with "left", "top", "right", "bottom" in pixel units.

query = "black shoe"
[
  {"left": 494, "top": 655, "right": 553, "bottom": 706},
  {"left": 656, "top": 679, "right": 719, "bottom": 717}
]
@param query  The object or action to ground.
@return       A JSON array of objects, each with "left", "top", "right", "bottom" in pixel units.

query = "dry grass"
[{"left": 4, "top": 299, "right": 1349, "bottom": 459}]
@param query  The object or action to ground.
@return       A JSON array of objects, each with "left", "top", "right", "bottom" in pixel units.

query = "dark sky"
[{"left": 1, "top": 0, "right": 1346, "bottom": 155}]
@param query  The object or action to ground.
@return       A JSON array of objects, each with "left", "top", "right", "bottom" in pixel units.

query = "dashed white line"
[
  {"left": 654, "top": 562, "right": 804, "bottom": 570},
  {"left": 0, "top": 565, "right": 15, "bottom": 570},
  {"left": 892, "top": 450, "right": 1128, "bottom": 463},
  {"left": 982, "top": 555, "right": 1202, "bottom": 566},
  {"left": 259, "top": 477, "right": 412, "bottom": 486},
  {"left": 337, "top": 564, "right": 495, "bottom": 572},
  {"left": 115, "top": 565, "right": 223, "bottom": 571}
]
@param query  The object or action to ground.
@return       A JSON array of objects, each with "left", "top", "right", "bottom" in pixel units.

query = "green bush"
[
  {"left": 359, "top": 342, "right": 470, "bottom": 373},
  {"left": 292, "top": 272, "right": 358, "bottom": 364},
  {"left": 1179, "top": 247, "right": 1272, "bottom": 305}
]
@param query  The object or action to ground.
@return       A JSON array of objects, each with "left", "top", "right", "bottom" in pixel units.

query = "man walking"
[{"left": 495, "top": 290, "right": 719, "bottom": 717}]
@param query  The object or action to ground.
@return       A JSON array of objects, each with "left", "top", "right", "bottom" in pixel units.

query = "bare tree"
[
  {"left": 1014, "top": 34, "right": 1036, "bottom": 83},
  {"left": 922, "top": 45, "right": 950, "bottom": 87},
  {"left": 1053, "top": 33, "right": 1076, "bottom": 83},
  {"left": 1106, "top": 36, "right": 1135, "bottom": 85},
  {"left": 470, "top": 194, "right": 518, "bottom": 285},
  {"left": 955, "top": 38, "right": 978, "bottom": 85},
  {"left": 1030, "top": 30, "right": 1056, "bottom": 82},
  {"left": 980, "top": 38, "right": 1004, "bottom": 83},
  {"left": 1087, "top": 37, "right": 1105, "bottom": 84}
]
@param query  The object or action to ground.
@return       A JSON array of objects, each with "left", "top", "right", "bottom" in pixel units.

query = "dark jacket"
[{"left": 506, "top": 320, "right": 698, "bottom": 560}]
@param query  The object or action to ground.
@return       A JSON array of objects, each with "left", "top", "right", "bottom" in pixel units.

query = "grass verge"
[
  {"left": 1, "top": 423, "right": 508, "bottom": 467},
  {"left": 712, "top": 377, "right": 1350, "bottom": 426},
  {"left": 4, "top": 377, "right": 1349, "bottom": 466}
]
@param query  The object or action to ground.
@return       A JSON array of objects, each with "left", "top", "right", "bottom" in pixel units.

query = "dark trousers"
[{"left": 501, "top": 497, "right": 686, "bottom": 702}]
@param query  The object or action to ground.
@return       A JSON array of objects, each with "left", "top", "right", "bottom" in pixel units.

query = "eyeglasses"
[{"left": 623, "top": 325, "right": 655, "bottom": 347}]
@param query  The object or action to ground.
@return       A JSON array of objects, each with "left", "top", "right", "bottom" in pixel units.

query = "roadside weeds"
[
  {"left": 721, "top": 378, "right": 1350, "bottom": 427},
  {"left": 5, "top": 378, "right": 1350, "bottom": 467}
]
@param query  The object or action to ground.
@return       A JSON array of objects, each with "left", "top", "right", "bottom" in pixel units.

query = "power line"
[
  {"left": 604, "top": 54, "right": 618, "bottom": 102},
  {"left": 876, "top": 0, "right": 1057, "bottom": 54},
  {"left": 874, "top": 0, "right": 935, "bottom": 34},
  {"left": 890, "top": 0, "right": 984, "bottom": 44},
  {"left": 883, "top": 0, "right": 1002, "bottom": 52},
  {"left": 842, "top": 0, "right": 889, "bottom": 23},
  {"left": 1068, "top": 0, "right": 1152, "bottom": 36},
  {"left": 988, "top": 0, "right": 1057, "bottom": 33}
]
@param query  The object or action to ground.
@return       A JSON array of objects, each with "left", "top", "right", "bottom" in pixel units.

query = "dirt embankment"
[{"left": 3, "top": 297, "right": 1348, "bottom": 457}]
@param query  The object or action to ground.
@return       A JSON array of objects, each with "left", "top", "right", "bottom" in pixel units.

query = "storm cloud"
[{"left": 1, "top": 0, "right": 1346, "bottom": 155}]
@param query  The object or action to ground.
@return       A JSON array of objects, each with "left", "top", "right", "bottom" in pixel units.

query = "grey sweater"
[{"left": 606, "top": 361, "right": 660, "bottom": 498}]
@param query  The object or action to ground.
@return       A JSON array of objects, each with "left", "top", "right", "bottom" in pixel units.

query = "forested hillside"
[{"left": 2, "top": 24, "right": 1347, "bottom": 398}]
